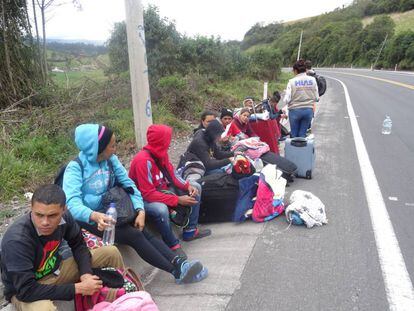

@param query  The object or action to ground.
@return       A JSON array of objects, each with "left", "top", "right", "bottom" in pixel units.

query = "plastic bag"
[{"left": 285, "top": 190, "right": 327, "bottom": 228}]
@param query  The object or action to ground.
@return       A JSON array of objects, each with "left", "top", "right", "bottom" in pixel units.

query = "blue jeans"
[
  {"left": 144, "top": 182, "right": 202, "bottom": 248},
  {"left": 289, "top": 108, "right": 313, "bottom": 138}
]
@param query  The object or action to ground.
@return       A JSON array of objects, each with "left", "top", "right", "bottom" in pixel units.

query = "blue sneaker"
[{"left": 175, "top": 260, "right": 208, "bottom": 284}]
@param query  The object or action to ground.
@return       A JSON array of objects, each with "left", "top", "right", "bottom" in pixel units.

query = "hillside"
[
  {"left": 242, "top": 1, "right": 414, "bottom": 69},
  {"left": 362, "top": 9, "right": 414, "bottom": 33}
]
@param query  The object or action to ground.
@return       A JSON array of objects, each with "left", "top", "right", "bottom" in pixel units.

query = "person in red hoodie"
[{"left": 129, "top": 125, "right": 211, "bottom": 257}]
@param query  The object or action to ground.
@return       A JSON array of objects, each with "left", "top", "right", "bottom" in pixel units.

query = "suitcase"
[
  {"left": 284, "top": 137, "right": 315, "bottom": 179},
  {"left": 199, "top": 173, "right": 239, "bottom": 223},
  {"left": 260, "top": 151, "right": 297, "bottom": 182}
]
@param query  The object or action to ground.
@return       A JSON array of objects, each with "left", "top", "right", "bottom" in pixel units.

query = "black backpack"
[
  {"left": 54, "top": 157, "right": 83, "bottom": 187},
  {"left": 315, "top": 75, "right": 327, "bottom": 96}
]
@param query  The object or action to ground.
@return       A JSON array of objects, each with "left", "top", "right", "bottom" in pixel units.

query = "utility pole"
[
  {"left": 373, "top": 33, "right": 388, "bottom": 71},
  {"left": 263, "top": 82, "right": 268, "bottom": 100},
  {"left": 297, "top": 30, "right": 303, "bottom": 61},
  {"left": 124, "top": 0, "right": 152, "bottom": 148}
]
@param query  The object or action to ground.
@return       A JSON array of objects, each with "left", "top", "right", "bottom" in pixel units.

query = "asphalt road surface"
[{"left": 226, "top": 68, "right": 414, "bottom": 311}]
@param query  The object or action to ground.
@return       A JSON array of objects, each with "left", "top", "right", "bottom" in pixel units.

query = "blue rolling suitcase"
[{"left": 284, "top": 137, "right": 315, "bottom": 179}]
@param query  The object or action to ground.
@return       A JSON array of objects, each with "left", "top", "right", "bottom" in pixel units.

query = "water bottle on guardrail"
[
  {"left": 382, "top": 115, "right": 392, "bottom": 135},
  {"left": 102, "top": 203, "right": 117, "bottom": 245}
]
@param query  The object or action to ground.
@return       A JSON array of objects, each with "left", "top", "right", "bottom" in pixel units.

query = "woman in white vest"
[{"left": 283, "top": 59, "right": 319, "bottom": 137}]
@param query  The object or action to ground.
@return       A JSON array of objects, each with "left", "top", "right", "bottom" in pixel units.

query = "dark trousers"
[{"left": 79, "top": 222, "right": 176, "bottom": 274}]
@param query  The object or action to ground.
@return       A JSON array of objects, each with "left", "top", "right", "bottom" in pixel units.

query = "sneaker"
[
  {"left": 171, "top": 245, "right": 188, "bottom": 260},
  {"left": 174, "top": 260, "right": 208, "bottom": 284},
  {"left": 182, "top": 228, "right": 212, "bottom": 242}
]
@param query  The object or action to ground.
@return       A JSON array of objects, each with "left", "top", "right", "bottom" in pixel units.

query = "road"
[{"left": 226, "top": 68, "right": 414, "bottom": 311}]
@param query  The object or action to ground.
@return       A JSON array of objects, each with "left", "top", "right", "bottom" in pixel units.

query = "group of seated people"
[
  {"left": 1, "top": 59, "right": 319, "bottom": 310},
  {"left": 0, "top": 99, "right": 284, "bottom": 311}
]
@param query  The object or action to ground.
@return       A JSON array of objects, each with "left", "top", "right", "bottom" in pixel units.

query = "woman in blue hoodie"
[{"left": 63, "top": 124, "right": 207, "bottom": 284}]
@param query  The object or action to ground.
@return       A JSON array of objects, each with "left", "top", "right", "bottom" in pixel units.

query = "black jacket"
[
  {"left": 1, "top": 212, "right": 92, "bottom": 302},
  {"left": 187, "top": 120, "right": 233, "bottom": 171}
]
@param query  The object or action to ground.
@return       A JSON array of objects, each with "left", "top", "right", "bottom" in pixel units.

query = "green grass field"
[
  {"left": 362, "top": 9, "right": 414, "bottom": 33},
  {"left": 51, "top": 70, "right": 107, "bottom": 88}
]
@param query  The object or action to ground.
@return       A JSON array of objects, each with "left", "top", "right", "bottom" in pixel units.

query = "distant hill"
[
  {"left": 46, "top": 40, "right": 107, "bottom": 59},
  {"left": 241, "top": 0, "right": 414, "bottom": 69},
  {"left": 47, "top": 38, "right": 105, "bottom": 46}
]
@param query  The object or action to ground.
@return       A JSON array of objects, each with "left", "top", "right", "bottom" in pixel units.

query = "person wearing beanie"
[
  {"left": 129, "top": 125, "right": 211, "bottom": 251},
  {"left": 187, "top": 119, "right": 234, "bottom": 174},
  {"left": 63, "top": 124, "right": 208, "bottom": 285}
]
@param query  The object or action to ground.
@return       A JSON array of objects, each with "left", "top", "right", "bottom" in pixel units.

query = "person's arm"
[
  {"left": 213, "top": 144, "right": 234, "bottom": 159},
  {"left": 262, "top": 100, "right": 277, "bottom": 120},
  {"left": 3, "top": 241, "right": 75, "bottom": 302},
  {"left": 129, "top": 157, "right": 180, "bottom": 207},
  {"left": 9, "top": 271, "right": 75, "bottom": 302},
  {"left": 165, "top": 161, "right": 190, "bottom": 192},
  {"left": 64, "top": 213, "right": 92, "bottom": 276},
  {"left": 110, "top": 155, "right": 144, "bottom": 211},
  {"left": 190, "top": 142, "right": 231, "bottom": 171},
  {"left": 283, "top": 82, "right": 292, "bottom": 106},
  {"left": 63, "top": 160, "right": 94, "bottom": 223}
]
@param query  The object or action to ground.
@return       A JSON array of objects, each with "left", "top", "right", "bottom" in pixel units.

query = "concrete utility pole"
[
  {"left": 124, "top": 0, "right": 152, "bottom": 148},
  {"left": 297, "top": 30, "right": 303, "bottom": 61},
  {"left": 373, "top": 33, "right": 388, "bottom": 70},
  {"left": 263, "top": 82, "right": 268, "bottom": 100}
]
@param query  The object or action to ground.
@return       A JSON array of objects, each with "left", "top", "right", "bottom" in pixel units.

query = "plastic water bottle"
[
  {"left": 382, "top": 115, "right": 392, "bottom": 135},
  {"left": 102, "top": 203, "right": 117, "bottom": 246}
]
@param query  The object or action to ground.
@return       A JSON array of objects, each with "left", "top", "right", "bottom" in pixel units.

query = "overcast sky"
[{"left": 45, "top": 0, "right": 353, "bottom": 42}]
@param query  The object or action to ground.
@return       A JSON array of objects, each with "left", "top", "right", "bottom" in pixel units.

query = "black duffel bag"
[
  {"left": 199, "top": 173, "right": 239, "bottom": 223},
  {"left": 260, "top": 151, "right": 297, "bottom": 183}
]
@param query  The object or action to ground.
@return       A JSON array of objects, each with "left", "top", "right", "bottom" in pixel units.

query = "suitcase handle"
[{"left": 290, "top": 137, "right": 308, "bottom": 147}]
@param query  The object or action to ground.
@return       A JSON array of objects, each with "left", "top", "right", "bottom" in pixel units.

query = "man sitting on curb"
[
  {"left": 0, "top": 184, "right": 124, "bottom": 311},
  {"left": 129, "top": 125, "right": 211, "bottom": 259}
]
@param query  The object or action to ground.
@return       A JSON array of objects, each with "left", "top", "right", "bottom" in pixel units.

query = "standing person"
[
  {"left": 129, "top": 125, "right": 211, "bottom": 256},
  {"left": 63, "top": 123, "right": 208, "bottom": 285},
  {"left": 193, "top": 110, "right": 217, "bottom": 135},
  {"left": 1, "top": 184, "right": 124, "bottom": 311},
  {"left": 283, "top": 59, "right": 319, "bottom": 138},
  {"left": 187, "top": 120, "right": 234, "bottom": 174}
]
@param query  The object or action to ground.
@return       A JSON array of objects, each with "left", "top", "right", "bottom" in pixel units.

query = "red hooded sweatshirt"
[{"left": 129, "top": 125, "right": 189, "bottom": 207}]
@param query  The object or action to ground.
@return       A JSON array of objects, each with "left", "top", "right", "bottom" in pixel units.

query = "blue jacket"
[{"left": 63, "top": 124, "right": 144, "bottom": 223}]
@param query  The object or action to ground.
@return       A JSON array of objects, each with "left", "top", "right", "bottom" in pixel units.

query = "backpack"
[
  {"left": 91, "top": 291, "right": 159, "bottom": 311},
  {"left": 54, "top": 157, "right": 114, "bottom": 188},
  {"left": 315, "top": 75, "right": 327, "bottom": 96},
  {"left": 75, "top": 268, "right": 144, "bottom": 311},
  {"left": 252, "top": 164, "right": 286, "bottom": 222},
  {"left": 54, "top": 157, "right": 83, "bottom": 187}
]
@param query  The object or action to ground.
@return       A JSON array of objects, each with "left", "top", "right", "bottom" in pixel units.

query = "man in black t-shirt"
[{"left": 1, "top": 184, "right": 124, "bottom": 311}]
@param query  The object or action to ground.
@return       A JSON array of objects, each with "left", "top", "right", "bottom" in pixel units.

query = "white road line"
[
  {"left": 389, "top": 197, "right": 399, "bottom": 201},
  {"left": 405, "top": 203, "right": 414, "bottom": 207},
  {"left": 327, "top": 76, "right": 414, "bottom": 311}
]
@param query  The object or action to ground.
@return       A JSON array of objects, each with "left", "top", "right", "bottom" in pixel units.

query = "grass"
[
  {"left": 51, "top": 69, "right": 107, "bottom": 88},
  {"left": 362, "top": 9, "right": 414, "bottom": 33}
]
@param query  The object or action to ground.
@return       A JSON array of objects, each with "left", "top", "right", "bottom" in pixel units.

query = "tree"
[
  {"left": 0, "top": 0, "right": 42, "bottom": 107},
  {"left": 248, "top": 46, "right": 283, "bottom": 81}
]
